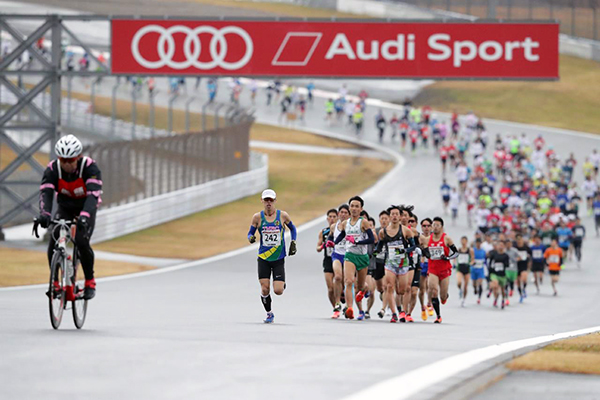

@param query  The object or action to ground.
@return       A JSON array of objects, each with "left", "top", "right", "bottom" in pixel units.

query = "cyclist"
[{"left": 38, "top": 135, "right": 103, "bottom": 300}]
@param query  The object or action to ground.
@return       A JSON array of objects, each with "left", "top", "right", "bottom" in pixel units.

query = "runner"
[
  {"left": 440, "top": 179, "right": 451, "bottom": 215},
  {"left": 418, "top": 218, "right": 434, "bottom": 319},
  {"left": 247, "top": 189, "right": 298, "bottom": 323},
  {"left": 365, "top": 217, "right": 379, "bottom": 319},
  {"left": 376, "top": 205, "right": 416, "bottom": 322},
  {"left": 374, "top": 210, "right": 390, "bottom": 319},
  {"left": 530, "top": 235, "right": 546, "bottom": 294},
  {"left": 326, "top": 204, "right": 350, "bottom": 319},
  {"left": 504, "top": 238, "right": 519, "bottom": 306},
  {"left": 571, "top": 217, "right": 585, "bottom": 267},
  {"left": 487, "top": 240, "right": 509, "bottom": 309},
  {"left": 455, "top": 236, "right": 474, "bottom": 307},
  {"left": 407, "top": 213, "right": 423, "bottom": 322},
  {"left": 316, "top": 208, "right": 338, "bottom": 315},
  {"left": 544, "top": 239, "right": 564, "bottom": 296},
  {"left": 332, "top": 196, "right": 376, "bottom": 320},
  {"left": 514, "top": 233, "right": 532, "bottom": 303},
  {"left": 423, "top": 217, "right": 458, "bottom": 323},
  {"left": 449, "top": 187, "right": 460, "bottom": 224},
  {"left": 471, "top": 238, "right": 487, "bottom": 305}
]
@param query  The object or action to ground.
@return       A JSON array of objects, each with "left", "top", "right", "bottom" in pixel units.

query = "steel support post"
[{"left": 50, "top": 16, "right": 62, "bottom": 159}]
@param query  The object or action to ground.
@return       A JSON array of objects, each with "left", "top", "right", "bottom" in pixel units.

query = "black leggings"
[
  {"left": 573, "top": 240, "right": 582, "bottom": 261},
  {"left": 47, "top": 206, "right": 96, "bottom": 281}
]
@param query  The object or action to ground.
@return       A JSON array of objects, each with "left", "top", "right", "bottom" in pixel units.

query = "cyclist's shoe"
[
  {"left": 434, "top": 317, "right": 442, "bottom": 324},
  {"left": 421, "top": 310, "right": 428, "bottom": 321},
  {"left": 355, "top": 290, "right": 366, "bottom": 303},
  {"left": 406, "top": 314, "right": 414, "bottom": 323},
  {"left": 264, "top": 312, "right": 275, "bottom": 323},
  {"left": 65, "top": 285, "right": 75, "bottom": 301},
  {"left": 46, "top": 281, "right": 61, "bottom": 298},
  {"left": 83, "top": 279, "right": 96, "bottom": 300},
  {"left": 357, "top": 311, "right": 365, "bottom": 321},
  {"left": 345, "top": 307, "right": 354, "bottom": 320},
  {"left": 390, "top": 313, "right": 398, "bottom": 323}
]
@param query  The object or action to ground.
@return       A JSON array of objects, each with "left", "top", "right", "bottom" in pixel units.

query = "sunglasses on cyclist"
[{"left": 59, "top": 157, "right": 78, "bottom": 163}]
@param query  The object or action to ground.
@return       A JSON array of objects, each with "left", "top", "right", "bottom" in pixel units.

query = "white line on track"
[{"left": 342, "top": 325, "right": 600, "bottom": 400}]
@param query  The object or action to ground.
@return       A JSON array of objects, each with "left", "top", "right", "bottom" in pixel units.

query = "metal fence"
[
  {"left": 396, "top": 0, "right": 599, "bottom": 40},
  {"left": 87, "top": 121, "right": 252, "bottom": 208}
]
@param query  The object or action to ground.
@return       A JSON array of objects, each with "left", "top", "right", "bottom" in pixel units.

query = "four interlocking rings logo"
[{"left": 131, "top": 25, "right": 254, "bottom": 70}]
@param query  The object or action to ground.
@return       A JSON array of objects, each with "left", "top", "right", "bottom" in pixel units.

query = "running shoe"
[
  {"left": 355, "top": 291, "right": 366, "bottom": 303},
  {"left": 461, "top": 300, "right": 465, "bottom": 308},
  {"left": 345, "top": 307, "right": 354, "bottom": 319},
  {"left": 340, "top": 292, "right": 346, "bottom": 304},
  {"left": 434, "top": 317, "right": 442, "bottom": 324},
  {"left": 523, "top": 288, "right": 527, "bottom": 298},
  {"left": 509, "top": 289, "right": 514, "bottom": 297},
  {"left": 331, "top": 310, "right": 341, "bottom": 319},
  {"left": 365, "top": 311, "right": 371, "bottom": 319},
  {"left": 486, "top": 290, "right": 492, "bottom": 299},
  {"left": 477, "top": 298, "right": 481, "bottom": 305},
  {"left": 427, "top": 306, "right": 434, "bottom": 316},
  {"left": 493, "top": 299, "right": 498, "bottom": 308},
  {"left": 458, "top": 288, "right": 463, "bottom": 299},
  {"left": 377, "top": 309, "right": 385, "bottom": 319},
  {"left": 441, "top": 295, "right": 448, "bottom": 305},
  {"left": 519, "top": 295, "right": 524, "bottom": 304},
  {"left": 501, "top": 300, "right": 505, "bottom": 310},
  {"left": 390, "top": 313, "right": 398, "bottom": 323},
  {"left": 399, "top": 312, "right": 406, "bottom": 322},
  {"left": 264, "top": 312, "right": 275, "bottom": 323},
  {"left": 357, "top": 311, "right": 365, "bottom": 321},
  {"left": 406, "top": 314, "right": 414, "bottom": 323},
  {"left": 421, "top": 310, "right": 428, "bottom": 321},
  {"left": 506, "top": 298, "right": 510, "bottom": 306}
]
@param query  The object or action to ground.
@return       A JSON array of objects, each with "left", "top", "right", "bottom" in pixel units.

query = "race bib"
[
  {"left": 575, "top": 228, "right": 584, "bottom": 237},
  {"left": 261, "top": 227, "right": 281, "bottom": 247},
  {"left": 595, "top": 208, "right": 600, "bottom": 216},
  {"left": 388, "top": 242, "right": 405, "bottom": 262},
  {"left": 474, "top": 259, "right": 484, "bottom": 269},
  {"left": 559, "top": 235, "right": 567, "bottom": 243},
  {"left": 457, "top": 253, "right": 469, "bottom": 264},
  {"left": 518, "top": 251, "right": 528, "bottom": 261},
  {"left": 532, "top": 249, "right": 543, "bottom": 259},
  {"left": 542, "top": 236, "right": 551, "bottom": 245},
  {"left": 548, "top": 255, "right": 560, "bottom": 264},
  {"left": 494, "top": 262, "right": 504, "bottom": 271},
  {"left": 429, "top": 246, "right": 444, "bottom": 260}
]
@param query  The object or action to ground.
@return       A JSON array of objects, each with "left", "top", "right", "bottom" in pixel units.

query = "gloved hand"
[
  {"left": 346, "top": 235, "right": 356, "bottom": 244},
  {"left": 325, "top": 240, "right": 335, "bottom": 248},
  {"left": 440, "top": 255, "right": 449, "bottom": 261},
  {"left": 248, "top": 235, "right": 256, "bottom": 244},
  {"left": 38, "top": 213, "right": 51, "bottom": 229},
  {"left": 77, "top": 216, "right": 90, "bottom": 240},
  {"left": 289, "top": 240, "right": 297, "bottom": 256}
]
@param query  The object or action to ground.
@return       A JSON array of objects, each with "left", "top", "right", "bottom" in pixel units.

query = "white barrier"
[{"left": 91, "top": 152, "right": 268, "bottom": 243}]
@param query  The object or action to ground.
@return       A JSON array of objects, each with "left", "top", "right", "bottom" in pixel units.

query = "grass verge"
[
  {"left": 413, "top": 55, "right": 600, "bottom": 134},
  {"left": 507, "top": 332, "right": 600, "bottom": 375},
  {"left": 95, "top": 149, "right": 392, "bottom": 259},
  {"left": 0, "top": 247, "right": 154, "bottom": 287}
]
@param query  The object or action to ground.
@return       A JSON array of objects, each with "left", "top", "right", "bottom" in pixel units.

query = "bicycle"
[{"left": 33, "top": 217, "right": 88, "bottom": 330}]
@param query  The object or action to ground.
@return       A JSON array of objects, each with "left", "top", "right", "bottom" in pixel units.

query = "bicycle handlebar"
[{"left": 32, "top": 217, "right": 76, "bottom": 239}]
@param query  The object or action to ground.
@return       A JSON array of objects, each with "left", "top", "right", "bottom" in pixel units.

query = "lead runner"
[{"left": 248, "top": 189, "right": 298, "bottom": 323}]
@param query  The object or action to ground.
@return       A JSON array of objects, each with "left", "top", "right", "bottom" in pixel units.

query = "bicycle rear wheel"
[
  {"left": 48, "top": 252, "right": 66, "bottom": 329},
  {"left": 72, "top": 258, "right": 88, "bottom": 329}
]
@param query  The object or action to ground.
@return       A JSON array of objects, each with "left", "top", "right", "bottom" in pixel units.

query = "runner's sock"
[
  {"left": 261, "top": 294, "right": 272, "bottom": 312},
  {"left": 432, "top": 297, "right": 441, "bottom": 318}
]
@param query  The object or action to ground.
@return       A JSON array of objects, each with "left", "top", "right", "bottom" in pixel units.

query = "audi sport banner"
[{"left": 111, "top": 20, "right": 559, "bottom": 79}]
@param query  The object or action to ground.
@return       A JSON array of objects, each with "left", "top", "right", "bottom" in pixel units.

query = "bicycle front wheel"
[
  {"left": 48, "top": 252, "right": 66, "bottom": 329},
  {"left": 72, "top": 264, "right": 88, "bottom": 329}
]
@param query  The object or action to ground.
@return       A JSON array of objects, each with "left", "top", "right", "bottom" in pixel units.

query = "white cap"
[{"left": 261, "top": 189, "right": 276, "bottom": 200}]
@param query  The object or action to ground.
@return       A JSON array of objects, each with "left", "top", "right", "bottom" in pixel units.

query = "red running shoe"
[
  {"left": 355, "top": 291, "right": 365, "bottom": 303},
  {"left": 406, "top": 314, "right": 414, "bottom": 322},
  {"left": 345, "top": 307, "right": 354, "bottom": 320},
  {"left": 399, "top": 312, "right": 406, "bottom": 322},
  {"left": 390, "top": 313, "right": 398, "bottom": 323},
  {"left": 434, "top": 317, "right": 442, "bottom": 324}
]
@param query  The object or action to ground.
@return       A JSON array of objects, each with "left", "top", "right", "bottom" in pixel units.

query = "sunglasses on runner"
[
  {"left": 409, "top": 219, "right": 416, "bottom": 224},
  {"left": 59, "top": 157, "right": 78, "bottom": 163},
  {"left": 421, "top": 223, "right": 431, "bottom": 227}
]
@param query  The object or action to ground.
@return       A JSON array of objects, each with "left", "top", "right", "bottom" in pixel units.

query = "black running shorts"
[
  {"left": 458, "top": 264, "right": 471, "bottom": 275},
  {"left": 374, "top": 259, "right": 385, "bottom": 280},
  {"left": 323, "top": 257, "right": 333, "bottom": 274},
  {"left": 531, "top": 261, "right": 545, "bottom": 272},
  {"left": 257, "top": 258, "right": 285, "bottom": 281}
]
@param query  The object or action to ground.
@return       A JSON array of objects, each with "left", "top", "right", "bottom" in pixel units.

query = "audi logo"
[{"left": 130, "top": 25, "right": 254, "bottom": 70}]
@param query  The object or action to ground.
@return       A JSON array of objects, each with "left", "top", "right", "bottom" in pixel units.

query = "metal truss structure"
[{"left": 0, "top": 15, "right": 110, "bottom": 235}]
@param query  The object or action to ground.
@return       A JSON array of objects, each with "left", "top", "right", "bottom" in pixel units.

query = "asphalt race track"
[{"left": 1, "top": 2, "right": 600, "bottom": 400}]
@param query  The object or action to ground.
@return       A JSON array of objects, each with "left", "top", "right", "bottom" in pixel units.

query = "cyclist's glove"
[
  {"left": 289, "top": 240, "right": 297, "bottom": 256},
  {"left": 77, "top": 216, "right": 90, "bottom": 241},
  {"left": 38, "top": 213, "right": 51, "bottom": 229}
]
